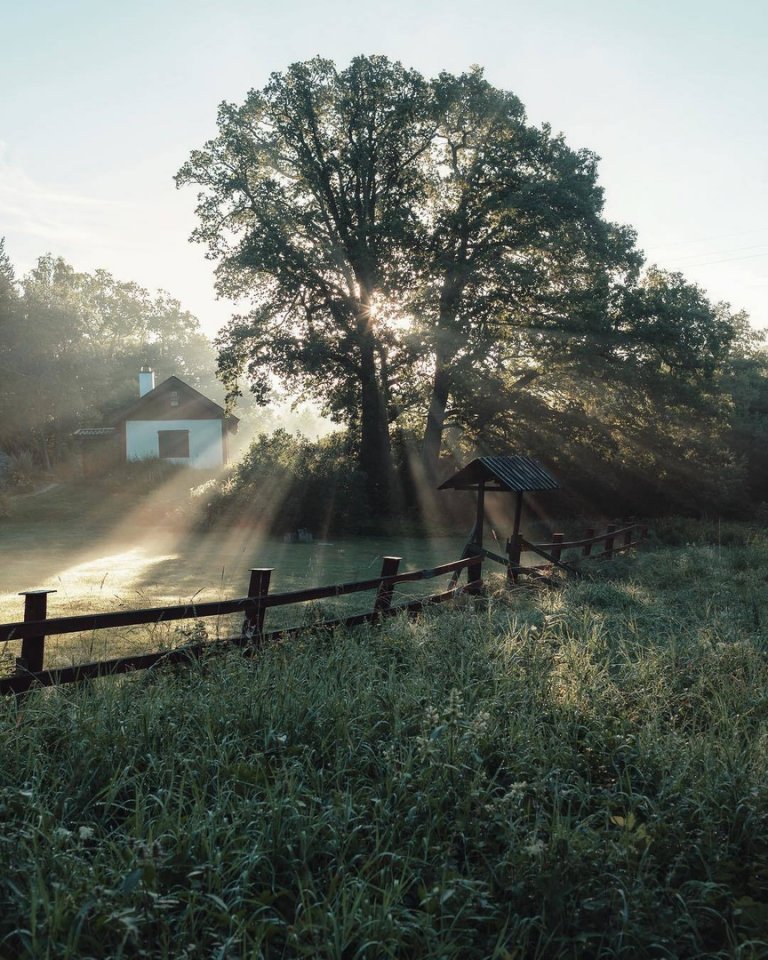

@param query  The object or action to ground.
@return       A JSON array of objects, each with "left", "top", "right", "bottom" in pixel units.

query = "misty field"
[
  {"left": 2, "top": 530, "right": 768, "bottom": 958},
  {"left": 0, "top": 525, "right": 468, "bottom": 609},
  {"left": 0, "top": 482, "right": 471, "bottom": 669}
]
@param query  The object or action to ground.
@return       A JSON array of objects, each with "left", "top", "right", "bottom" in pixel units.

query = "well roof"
[{"left": 438, "top": 456, "right": 559, "bottom": 493}]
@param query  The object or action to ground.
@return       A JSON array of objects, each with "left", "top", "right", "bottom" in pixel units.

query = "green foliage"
[
  {"left": 178, "top": 57, "right": 648, "bottom": 507},
  {"left": 617, "top": 267, "right": 743, "bottom": 381},
  {"left": 0, "top": 245, "right": 218, "bottom": 465},
  {"left": 652, "top": 516, "right": 764, "bottom": 547},
  {"left": 415, "top": 68, "right": 641, "bottom": 470},
  {"left": 3, "top": 540, "right": 768, "bottom": 956},
  {"left": 177, "top": 58, "right": 764, "bottom": 518},
  {"left": 179, "top": 56, "right": 440, "bottom": 509},
  {"left": 2, "top": 450, "right": 37, "bottom": 491},
  {"left": 100, "top": 457, "right": 191, "bottom": 496},
  {"left": 203, "top": 429, "right": 371, "bottom": 535}
]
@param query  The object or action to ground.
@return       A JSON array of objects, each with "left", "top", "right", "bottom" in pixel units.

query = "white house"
[{"left": 112, "top": 370, "right": 238, "bottom": 469}]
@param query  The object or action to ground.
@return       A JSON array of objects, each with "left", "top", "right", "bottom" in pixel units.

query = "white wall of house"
[{"left": 126, "top": 419, "right": 224, "bottom": 468}]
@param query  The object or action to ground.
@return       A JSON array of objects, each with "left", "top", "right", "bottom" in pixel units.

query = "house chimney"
[{"left": 139, "top": 368, "right": 155, "bottom": 397}]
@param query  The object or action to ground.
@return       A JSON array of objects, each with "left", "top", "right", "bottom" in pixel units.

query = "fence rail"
[
  {"left": 528, "top": 522, "right": 648, "bottom": 558},
  {"left": 0, "top": 523, "right": 649, "bottom": 696},
  {"left": 0, "top": 555, "right": 481, "bottom": 696},
  {"left": 501, "top": 521, "right": 648, "bottom": 580}
]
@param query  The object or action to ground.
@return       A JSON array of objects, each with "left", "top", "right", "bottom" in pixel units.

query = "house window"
[
  {"left": 170, "top": 390, "right": 180, "bottom": 407},
  {"left": 158, "top": 429, "right": 190, "bottom": 459}
]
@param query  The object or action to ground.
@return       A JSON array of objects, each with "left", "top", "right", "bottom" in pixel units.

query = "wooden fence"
[
  {"left": 476, "top": 521, "right": 649, "bottom": 579},
  {"left": 0, "top": 555, "right": 482, "bottom": 696},
  {"left": 0, "top": 522, "right": 649, "bottom": 696}
]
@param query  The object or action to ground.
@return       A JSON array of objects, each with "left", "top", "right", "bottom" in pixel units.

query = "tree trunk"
[
  {"left": 421, "top": 280, "right": 462, "bottom": 480},
  {"left": 421, "top": 358, "right": 451, "bottom": 482},
  {"left": 359, "top": 336, "right": 393, "bottom": 514}
]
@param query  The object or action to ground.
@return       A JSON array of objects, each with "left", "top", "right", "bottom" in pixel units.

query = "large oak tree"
[
  {"left": 415, "top": 68, "right": 640, "bottom": 475},
  {"left": 178, "top": 56, "right": 754, "bottom": 514},
  {"left": 177, "top": 56, "right": 436, "bottom": 511}
]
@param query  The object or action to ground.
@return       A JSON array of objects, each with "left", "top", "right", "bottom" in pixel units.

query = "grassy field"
[
  {"left": 0, "top": 482, "right": 468, "bottom": 600},
  {"left": 2, "top": 528, "right": 768, "bottom": 958},
  {"left": 0, "top": 482, "right": 467, "bottom": 668}
]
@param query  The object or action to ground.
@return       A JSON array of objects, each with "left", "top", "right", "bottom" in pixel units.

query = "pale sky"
[{"left": 2, "top": 0, "right": 766, "bottom": 335}]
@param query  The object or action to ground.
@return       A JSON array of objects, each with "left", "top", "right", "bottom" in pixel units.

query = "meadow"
[
  {"left": 2, "top": 524, "right": 768, "bottom": 958},
  {"left": 0, "top": 482, "right": 468, "bottom": 669}
]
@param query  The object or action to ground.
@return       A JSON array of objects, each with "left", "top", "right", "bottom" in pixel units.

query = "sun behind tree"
[{"left": 177, "top": 55, "right": 760, "bottom": 520}]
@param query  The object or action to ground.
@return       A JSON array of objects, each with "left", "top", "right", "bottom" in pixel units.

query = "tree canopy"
[
  {"left": 0, "top": 247, "right": 217, "bottom": 467},
  {"left": 179, "top": 55, "right": 764, "bottom": 518}
]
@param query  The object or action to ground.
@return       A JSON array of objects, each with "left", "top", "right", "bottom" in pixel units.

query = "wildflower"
[
  {"left": 446, "top": 688, "right": 464, "bottom": 726},
  {"left": 78, "top": 826, "right": 95, "bottom": 840},
  {"left": 415, "top": 732, "right": 437, "bottom": 758},
  {"left": 524, "top": 837, "right": 545, "bottom": 857},
  {"left": 507, "top": 781, "right": 528, "bottom": 801},
  {"left": 469, "top": 710, "right": 492, "bottom": 738},
  {"left": 424, "top": 706, "right": 440, "bottom": 727}
]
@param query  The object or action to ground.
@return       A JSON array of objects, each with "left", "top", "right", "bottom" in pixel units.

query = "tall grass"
[{"left": 2, "top": 538, "right": 768, "bottom": 958}]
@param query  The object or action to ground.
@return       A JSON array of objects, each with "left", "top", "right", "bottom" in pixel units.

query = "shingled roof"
[
  {"left": 72, "top": 427, "right": 117, "bottom": 439},
  {"left": 109, "top": 376, "right": 238, "bottom": 428},
  {"left": 438, "top": 456, "right": 559, "bottom": 492}
]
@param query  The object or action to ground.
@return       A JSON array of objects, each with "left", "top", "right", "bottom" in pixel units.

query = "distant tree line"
[
  {"left": 0, "top": 241, "right": 218, "bottom": 471},
  {"left": 177, "top": 55, "right": 768, "bottom": 519}
]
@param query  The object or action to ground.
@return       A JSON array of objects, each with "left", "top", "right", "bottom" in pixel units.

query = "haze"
[{"left": 1, "top": 0, "right": 766, "bottom": 336}]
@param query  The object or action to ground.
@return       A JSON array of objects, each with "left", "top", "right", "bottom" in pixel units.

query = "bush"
[
  {"left": 202, "top": 430, "right": 371, "bottom": 535},
  {"left": 100, "top": 457, "right": 189, "bottom": 495},
  {"left": 653, "top": 517, "right": 762, "bottom": 548},
  {"left": 3, "top": 450, "right": 36, "bottom": 491}
]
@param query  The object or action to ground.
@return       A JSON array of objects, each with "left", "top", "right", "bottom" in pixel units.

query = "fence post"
[
  {"left": 551, "top": 533, "right": 564, "bottom": 564},
  {"left": 374, "top": 557, "right": 401, "bottom": 615},
  {"left": 466, "top": 549, "right": 484, "bottom": 593},
  {"left": 242, "top": 569, "right": 272, "bottom": 646},
  {"left": 16, "top": 589, "right": 56, "bottom": 675},
  {"left": 582, "top": 528, "right": 595, "bottom": 557},
  {"left": 641, "top": 525, "right": 648, "bottom": 541},
  {"left": 604, "top": 525, "right": 616, "bottom": 559},
  {"left": 623, "top": 527, "right": 633, "bottom": 550},
  {"left": 464, "top": 480, "right": 486, "bottom": 590}
]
